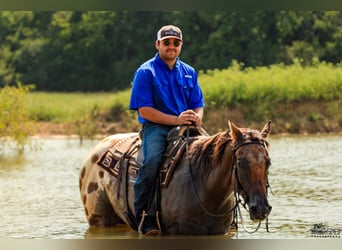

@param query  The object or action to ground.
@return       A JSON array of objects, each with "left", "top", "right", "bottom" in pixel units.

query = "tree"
[
  {"left": 0, "top": 11, "right": 341, "bottom": 92},
  {"left": 276, "top": 11, "right": 342, "bottom": 64}
]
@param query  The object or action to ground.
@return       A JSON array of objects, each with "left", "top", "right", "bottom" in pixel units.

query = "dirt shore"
[{"left": 33, "top": 101, "right": 342, "bottom": 137}]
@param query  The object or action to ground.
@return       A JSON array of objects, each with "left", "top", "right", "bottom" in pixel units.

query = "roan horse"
[{"left": 79, "top": 120, "right": 272, "bottom": 235}]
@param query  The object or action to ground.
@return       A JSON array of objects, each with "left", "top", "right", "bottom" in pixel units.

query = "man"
[{"left": 129, "top": 24, "right": 205, "bottom": 236}]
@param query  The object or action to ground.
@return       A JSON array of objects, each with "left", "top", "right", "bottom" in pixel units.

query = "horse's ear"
[
  {"left": 228, "top": 120, "right": 243, "bottom": 141},
  {"left": 261, "top": 120, "right": 271, "bottom": 138}
]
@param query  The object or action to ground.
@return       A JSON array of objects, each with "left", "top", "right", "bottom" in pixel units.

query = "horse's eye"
[
  {"left": 237, "top": 159, "right": 241, "bottom": 167},
  {"left": 237, "top": 158, "right": 246, "bottom": 167}
]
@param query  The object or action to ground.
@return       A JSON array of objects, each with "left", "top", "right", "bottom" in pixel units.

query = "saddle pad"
[
  {"left": 97, "top": 135, "right": 140, "bottom": 178},
  {"left": 97, "top": 135, "right": 192, "bottom": 188},
  {"left": 97, "top": 150, "right": 121, "bottom": 177}
]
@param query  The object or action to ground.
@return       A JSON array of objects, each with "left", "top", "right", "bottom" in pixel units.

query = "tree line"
[{"left": 0, "top": 11, "right": 341, "bottom": 92}]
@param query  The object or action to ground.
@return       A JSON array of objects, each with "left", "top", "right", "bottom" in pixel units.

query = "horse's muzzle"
[{"left": 249, "top": 200, "right": 272, "bottom": 221}]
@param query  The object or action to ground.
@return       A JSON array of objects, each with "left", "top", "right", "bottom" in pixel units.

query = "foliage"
[
  {"left": 199, "top": 60, "right": 342, "bottom": 108},
  {"left": 73, "top": 104, "right": 100, "bottom": 144},
  {"left": 0, "top": 84, "right": 35, "bottom": 153},
  {"left": 0, "top": 11, "right": 341, "bottom": 92}
]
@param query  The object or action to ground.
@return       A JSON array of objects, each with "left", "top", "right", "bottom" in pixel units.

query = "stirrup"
[
  {"left": 137, "top": 210, "right": 146, "bottom": 235},
  {"left": 137, "top": 210, "right": 161, "bottom": 236}
]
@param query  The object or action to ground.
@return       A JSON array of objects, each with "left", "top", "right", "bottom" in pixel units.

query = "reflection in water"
[
  {"left": 0, "top": 135, "right": 341, "bottom": 239},
  {"left": 84, "top": 225, "right": 236, "bottom": 239},
  {"left": 85, "top": 225, "right": 134, "bottom": 239},
  {"left": 0, "top": 154, "right": 26, "bottom": 173}
]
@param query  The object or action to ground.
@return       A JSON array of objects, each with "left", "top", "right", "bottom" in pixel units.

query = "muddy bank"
[{"left": 33, "top": 100, "right": 342, "bottom": 136}]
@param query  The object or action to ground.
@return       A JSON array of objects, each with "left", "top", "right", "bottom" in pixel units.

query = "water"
[{"left": 0, "top": 135, "right": 341, "bottom": 239}]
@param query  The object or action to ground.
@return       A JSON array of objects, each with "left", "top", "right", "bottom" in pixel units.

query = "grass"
[{"left": 24, "top": 90, "right": 131, "bottom": 122}]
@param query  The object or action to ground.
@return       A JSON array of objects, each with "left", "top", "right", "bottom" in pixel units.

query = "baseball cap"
[{"left": 157, "top": 25, "right": 183, "bottom": 41}]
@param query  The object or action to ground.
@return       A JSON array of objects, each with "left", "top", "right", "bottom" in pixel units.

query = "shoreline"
[
  {"left": 30, "top": 100, "right": 342, "bottom": 139},
  {"left": 31, "top": 121, "right": 342, "bottom": 139}
]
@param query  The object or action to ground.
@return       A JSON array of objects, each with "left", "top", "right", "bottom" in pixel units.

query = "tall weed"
[{"left": 0, "top": 84, "right": 35, "bottom": 153}]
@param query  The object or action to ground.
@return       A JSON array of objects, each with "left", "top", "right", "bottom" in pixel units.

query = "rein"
[
  {"left": 187, "top": 127, "right": 237, "bottom": 217},
  {"left": 186, "top": 127, "right": 270, "bottom": 234}
]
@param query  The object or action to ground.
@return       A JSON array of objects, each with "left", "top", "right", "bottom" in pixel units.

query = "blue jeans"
[{"left": 134, "top": 123, "right": 172, "bottom": 218}]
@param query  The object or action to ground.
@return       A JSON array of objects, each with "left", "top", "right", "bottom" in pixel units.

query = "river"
[{"left": 0, "top": 134, "right": 341, "bottom": 239}]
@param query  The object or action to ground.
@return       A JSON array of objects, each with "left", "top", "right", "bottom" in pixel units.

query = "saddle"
[{"left": 97, "top": 125, "right": 209, "bottom": 188}]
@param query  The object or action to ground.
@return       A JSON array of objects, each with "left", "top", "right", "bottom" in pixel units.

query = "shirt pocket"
[
  {"left": 177, "top": 76, "right": 194, "bottom": 90},
  {"left": 153, "top": 77, "right": 167, "bottom": 87},
  {"left": 152, "top": 78, "right": 169, "bottom": 99},
  {"left": 176, "top": 77, "right": 194, "bottom": 104}
]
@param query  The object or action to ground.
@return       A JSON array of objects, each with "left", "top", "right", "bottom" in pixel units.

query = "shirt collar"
[{"left": 155, "top": 53, "right": 179, "bottom": 70}]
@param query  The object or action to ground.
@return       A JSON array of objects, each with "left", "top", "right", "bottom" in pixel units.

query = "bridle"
[{"left": 187, "top": 130, "right": 271, "bottom": 235}]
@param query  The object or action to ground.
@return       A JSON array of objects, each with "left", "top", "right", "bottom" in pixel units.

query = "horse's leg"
[{"left": 79, "top": 139, "right": 124, "bottom": 227}]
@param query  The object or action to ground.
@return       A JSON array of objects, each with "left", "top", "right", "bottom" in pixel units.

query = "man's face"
[{"left": 156, "top": 38, "right": 183, "bottom": 62}]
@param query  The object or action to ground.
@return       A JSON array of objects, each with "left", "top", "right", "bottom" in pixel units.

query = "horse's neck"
[{"left": 201, "top": 145, "right": 235, "bottom": 205}]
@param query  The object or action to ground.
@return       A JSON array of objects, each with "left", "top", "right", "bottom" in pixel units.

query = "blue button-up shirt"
[{"left": 129, "top": 53, "right": 204, "bottom": 124}]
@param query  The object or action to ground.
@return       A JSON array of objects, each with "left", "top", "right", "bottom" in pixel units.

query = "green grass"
[{"left": 24, "top": 90, "right": 131, "bottom": 122}]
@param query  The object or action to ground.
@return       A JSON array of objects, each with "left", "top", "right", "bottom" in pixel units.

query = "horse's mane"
[
  {"left": 189, "top": 128, "right": 268, "bottom": 171},
  {"left": 190, "top": 131, "right": 232, "bottom": 170}
]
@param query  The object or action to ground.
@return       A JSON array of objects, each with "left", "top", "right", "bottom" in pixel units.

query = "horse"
[{"left": 79, "top": 120, "right": 272, "bottom": 235}]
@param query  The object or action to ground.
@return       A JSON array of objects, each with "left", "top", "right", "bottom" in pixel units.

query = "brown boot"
[
  {"left": 142, "top": 216, "right": 159, "bottom": 236},
  {"left": 137, "top": 211, "right": 160, "bottom": 236}
]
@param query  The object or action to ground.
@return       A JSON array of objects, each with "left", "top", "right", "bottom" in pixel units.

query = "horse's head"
[{"left": 229, "top": 120, "right": 272, "bottom": 222}]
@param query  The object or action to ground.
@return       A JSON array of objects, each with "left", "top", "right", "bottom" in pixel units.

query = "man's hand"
[{"left": 178, "top": 110, "right": 202, "bottom": 126}]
